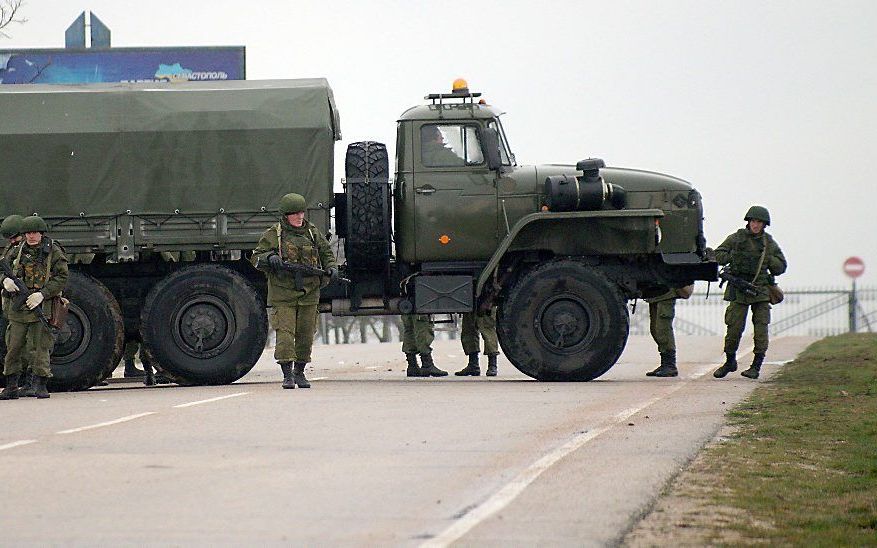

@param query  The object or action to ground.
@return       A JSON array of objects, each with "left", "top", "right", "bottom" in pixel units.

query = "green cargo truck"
[{"left": 0, "top": 78, "right": 716, "bottom": 390}]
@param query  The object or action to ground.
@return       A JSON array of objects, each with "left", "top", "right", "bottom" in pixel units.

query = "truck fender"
[{"left": 476, "top": 208, "right": 665, "bottom": 296}]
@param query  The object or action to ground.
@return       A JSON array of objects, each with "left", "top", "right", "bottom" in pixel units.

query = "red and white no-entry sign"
[{"left": 843, "top": 256, "right": 865, "bottom": 279}]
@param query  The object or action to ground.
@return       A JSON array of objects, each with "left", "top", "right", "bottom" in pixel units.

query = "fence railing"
[{"left": 291, "top": 286, "right": 876, "bottom": 347}]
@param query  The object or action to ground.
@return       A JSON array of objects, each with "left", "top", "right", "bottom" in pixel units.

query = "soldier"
[
  {"left": 644, "top": 285, "right": 693, "bottom": 378},
  {"left": 1, "top": 214, "right": 33, "bottom": 396},
  {"left": 252, "top": 193, "right": 337, "bottom": 389},
  {"left": 421, "top": 125, "right": 464, "bottom": 167},
  {"left": 713, "top": 206, "right": 787, "bottom": 380},
  {"left": 401, "top": 313, "right": 447, "bottom": 377},
  {"left": 0, "top": 216, "right": 68, "bottom": 400},
  {"left": 454, "top": 308, "right": 500, "bottom": 377}
]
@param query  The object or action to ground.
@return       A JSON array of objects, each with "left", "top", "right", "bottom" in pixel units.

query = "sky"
[{"left": 3, "top": 0, "right": 876, "bottom": 287}]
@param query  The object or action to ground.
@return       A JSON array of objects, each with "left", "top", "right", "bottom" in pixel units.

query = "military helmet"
[
  {"left": 744, "top": 205, "right": 770, "bottom": 226},
  {"left": 1, "top": 214, "right": 24, "bottom": 238},
  {"left": 20, "top": 215, "right": 49, "bottom": 234},
  {"left": 278, "top": 193, "right": 307, "bottom": 215}
]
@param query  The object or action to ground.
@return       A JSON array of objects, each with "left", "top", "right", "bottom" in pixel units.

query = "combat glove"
[
  {"left": 26, "top": 292, "right": 44, "bottom": 310},
  {"left": 268, "top": 254, "right": 283, "bottom": 269},
  {"left": 2, "top": 277, "right": 17, "bottom": 293}
]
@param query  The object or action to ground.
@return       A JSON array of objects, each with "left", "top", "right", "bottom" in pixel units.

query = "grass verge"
[{"left": 628, "top": 333, "right": 877, "bottom": 546}]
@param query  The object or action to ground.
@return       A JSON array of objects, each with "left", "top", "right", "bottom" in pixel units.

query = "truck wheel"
[
  {"left": 344, "top": 141, "right": 390, "bottom": 271},
  {"left": 49, "top": 272, "right": 125, "bottom": 391},
  {"left": 140, "top": 264, "right": 267, "bottom": 385},
  {"left": 497, "top": 260, "right": 629, "bottom": 381}
]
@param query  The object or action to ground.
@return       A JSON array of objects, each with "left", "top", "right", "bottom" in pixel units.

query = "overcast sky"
[{"left": 4, "top": 0, "right": 876, "bottom": 287}]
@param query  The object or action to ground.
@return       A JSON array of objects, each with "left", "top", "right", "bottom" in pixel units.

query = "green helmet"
[
  {"left": 744, "top": 205, "right": 770, "bottom": 226},
  {"left": 1, "top": 214, "right": 24, "bottom": 239},
  {"left": 20, "top": 215, "right": 49, "bottom": 234},
  {"left": 278, "top": 193, "right": 307, "bottom": 215}
]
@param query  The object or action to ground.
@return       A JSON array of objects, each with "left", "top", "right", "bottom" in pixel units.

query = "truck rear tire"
[
  {"left": 49, "top": 272, "right": 126, "bottom": 391},
  {"left": 344, "top": 141, "right": 390, "bottom": 271},
  {"left": 497, "top": 260, "right": 629, "bottom": 381},
  {"left": 140, "top": 264, "right": 267, "bottom": 385}
]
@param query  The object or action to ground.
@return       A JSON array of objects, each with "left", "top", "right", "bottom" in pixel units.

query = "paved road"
[{"left": 0, "top": 335, "right": 815, "bottom": 546}]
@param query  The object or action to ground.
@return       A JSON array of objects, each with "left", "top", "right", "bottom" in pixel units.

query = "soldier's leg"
[
  {"left": 456, "top": 312, "right": 481, "bottom": 376},
  {"left": 649, "top": 301, "right": 678, "bottom": 377},
  {"left": 270, "top": 306, "right": 297, "bottom": 389},
  {"left": 478, "top": 309, "right": 500, "bottom": 376},
  {"left": 0, "top": 320, "right": 27, "bottom": 399},
  {"left": 123, "top": 340, "right": 145, "bottom": 378},
  {"left": 416, "top": 315, "right": 446, "bottom": 377},
  {"left": 292, "top": 303, "right": 318, "bottom": 388},
  {"left": 29, "top": 322, "right": 52, "bottom": 398},
  {"left": 715, "top": 302, "right": 748, "bottom": 378},
  {"left": 401, "top": 315, "right": 422, "bottom": 377},
  {"left": 742, "top": 302, "right": 771, "bottom": 379}
]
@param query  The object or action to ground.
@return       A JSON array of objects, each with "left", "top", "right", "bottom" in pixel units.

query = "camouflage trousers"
[
  {"left": 401, "top": 314, "right": 434, "bottom": 355},
  {"left": 124, "top": 340, "right": 139, "bottom": 361},
  {"left": 724, "top": 301, "right": 771, "bottom": 354},
  {"left": 4, "top": 320, "right": 53, "bottom": 378},
  {"left": 270, "top": 303, "right": 318, "bottom": 363},
  {"left": 461, "top": 309, "right": 499, "bottom": 356},
  {"left": 648, "top": 300, "right": 676, "bottom": 354},
  {"left": 4, "top": 321, "right": 32, "bottom": 375}
]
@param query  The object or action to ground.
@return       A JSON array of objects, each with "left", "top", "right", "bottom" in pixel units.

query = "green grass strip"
[{"left": 704, "top": 333, "right": 877, "bottom": 545}]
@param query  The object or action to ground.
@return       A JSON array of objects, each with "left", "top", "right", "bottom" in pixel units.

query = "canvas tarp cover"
[{"left": 0, "top": 79, "right": 340, "bottom": 217}]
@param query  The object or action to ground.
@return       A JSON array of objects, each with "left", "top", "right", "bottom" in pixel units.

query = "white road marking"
[
  {"left": 57, "top": 412, "right": 156, "bottom": 435},
  {"left": 310, "top": 377, "right": 328, "bottom": 381},
  {"left": 422, "top": 362, "right": 715, "bottom": 548},
  {"left": 173, "top": 392, "right": 249, "bottom": 408},
  {"left": 0, "top": 440, "right": 37, "bottom": 452},
  {"left": 366, "top": 366, "right": 379, "bottom": 371}
]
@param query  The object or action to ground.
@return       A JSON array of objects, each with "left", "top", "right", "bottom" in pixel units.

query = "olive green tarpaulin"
[{"left": 0, "top": 79, "right": 340, "bottom": 217}]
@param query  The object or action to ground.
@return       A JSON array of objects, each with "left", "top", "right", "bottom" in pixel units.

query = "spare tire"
[
  {"left": 140, "top": 264, "right": 267, "bottom": 385},
  {"left": 49, "top": 271, "right": 125, "bottom": 391},
  {"left": 344, "top": 141, "right": 391, "bottom": 271}
]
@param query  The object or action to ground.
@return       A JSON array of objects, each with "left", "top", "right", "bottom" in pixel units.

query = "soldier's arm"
[
  {"left": 42, "top": 245, "right": 69, "bottom": 298},
  {"left": 713, "top": 233, "right": 738, "bottom": 265},
  {"left": 768, "top": 239, "right": 787, "bottom": 276},
  {"left": 315, "top": 230, "right": 337, "bottom": 270},
  {"left": 251, "top": 229, "right": 278, "bottom": 272}
]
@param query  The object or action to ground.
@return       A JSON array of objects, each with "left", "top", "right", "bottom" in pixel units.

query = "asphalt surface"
[{"left": 0, "top": 334, "right": 815, "bottom": 546}]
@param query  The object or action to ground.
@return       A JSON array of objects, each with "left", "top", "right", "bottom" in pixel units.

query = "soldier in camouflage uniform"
[
  {"left": 0, "top": 216, "right": 68, "bottom": 400},
  {"left": 421, "top": 125, "right": 464, "bottom": 167},
  {"left": 644, "top": 284, "right": 693, "bottom": 377},
  {"left": 455, "top": 308, "right": 499, "bottom": 377},
  {"left": 1, "top": 215, "right": 34, "bottom": 396},
  {"left": 252, "top": 193, "right": 337, "bottom": 389},
  {"left": 401, "top": 314, "right": 447, "bottom": 377},
  {"left": 713, "top": 206, "right": 786, "bottom": 380}
]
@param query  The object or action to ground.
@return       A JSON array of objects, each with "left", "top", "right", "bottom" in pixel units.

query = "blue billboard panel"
[{"left": 0, "top": 47, "right": 245, "bottom": 84}]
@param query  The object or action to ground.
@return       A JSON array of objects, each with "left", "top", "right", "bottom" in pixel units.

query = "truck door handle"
[{"left": 415, "top": 186, "right": 436, "bottom": 195}]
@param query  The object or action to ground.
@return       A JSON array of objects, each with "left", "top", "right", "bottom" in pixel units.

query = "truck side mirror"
[{"left": 481, "top": 128, "right": 503, "bottom": 171}]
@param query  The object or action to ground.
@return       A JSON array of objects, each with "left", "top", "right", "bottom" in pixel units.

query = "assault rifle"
[
  {"left": 718, "top": 266, "right": 759, "bottom": 298},
  {"left": 257, "top": 256, "right": 350, "bottom": 289},
  {"left": 0, "top": 258, "right": 53, "bottom": 331}
]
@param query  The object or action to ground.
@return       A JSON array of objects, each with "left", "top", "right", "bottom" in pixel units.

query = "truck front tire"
[
  {"left": 140, "top": 264, "right": 267, "bottom": 385},
  {"left": 497, "top": 260, "right": 629, "bottom": 381}
]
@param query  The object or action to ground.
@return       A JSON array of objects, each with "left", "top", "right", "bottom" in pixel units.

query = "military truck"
[{"left": 0, "top": 78, "right": 716, "bottom": 390}]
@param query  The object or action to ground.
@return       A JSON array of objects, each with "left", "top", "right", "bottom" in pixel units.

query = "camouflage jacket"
[
  {"left": 7, "top": 238, "right": 69, "bottom": 323},
  {"left": 715, "top": 228, "right": 786, "bottom": 304},
  {"left": 251, "top": 219, "right": 336, "bottom": 306}
]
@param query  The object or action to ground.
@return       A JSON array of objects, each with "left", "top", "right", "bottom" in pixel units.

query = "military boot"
[
  {"left": 33, "top": 376, "right": 50, "bottom": 399},
  {"left": 647, "top": 351, "right": 678, "bottom": 377},
  {"left": 124, "top": 357, "right": 146, "bottom": 378},
  {"left": 405, "top": 353, "right": 423, "bottom": 377},
  {"left": 741, "top": 353, "right": 765, "bottom": 379},
  {"left": 713, "top": 352, "right": 737, "bottom": 378},
  {"left": 419, "top": 353, "right": 448, "bottom": 377},
  {"left": 0, "top": 375, "right": 19, "bottom": 400},
  {"left": 23, "top": 372, "right": 37, "bottom": 397},
  {"left": 279, "top": 361, "right": 295, "bottom": 389},
  {"left": 455, "top": 353, "right": 480, "bottom": 376},
  {"left": 293, "top": 362, "right": 311, "bottom": 388},
  {"left": 486, "top": 354, "right": 498, "bottom": 377}
]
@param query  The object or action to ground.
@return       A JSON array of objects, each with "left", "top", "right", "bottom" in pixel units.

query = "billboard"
[{"left": 0, "top": 46, "right": 245, "bottom": 84}]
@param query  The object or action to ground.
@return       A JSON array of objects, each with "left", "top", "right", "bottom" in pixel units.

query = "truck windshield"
[{"left": 489, "top": 118, "right": 515, "bottom": 166}]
